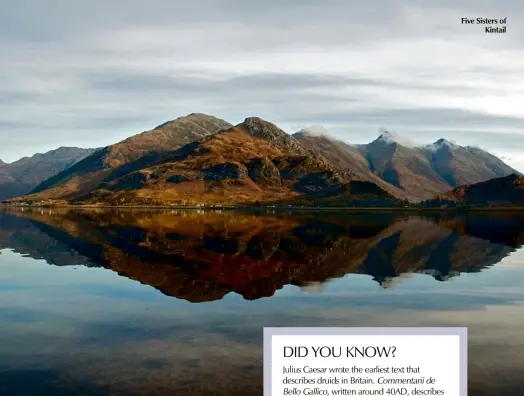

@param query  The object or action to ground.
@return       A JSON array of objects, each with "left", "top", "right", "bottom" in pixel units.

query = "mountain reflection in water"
[
  {"left": 0, "top": 208, "right": 524, "bottom": 396},
  {"left": 1, "top": 209, "right": 523, "bottom": 300}
]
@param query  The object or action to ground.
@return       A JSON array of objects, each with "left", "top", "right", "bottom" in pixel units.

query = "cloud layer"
[{"left": 1, "top": 0, "right": 523, "bottom": 170}]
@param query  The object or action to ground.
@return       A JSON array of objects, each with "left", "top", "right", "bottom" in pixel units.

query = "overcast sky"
[{"left": 1, "top": 0, "right": 523, "bottom": 170}]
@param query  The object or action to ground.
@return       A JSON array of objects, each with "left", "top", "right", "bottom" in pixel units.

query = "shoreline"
[{"left": 1, "top": 204, "right": 523, "bottom": 212}]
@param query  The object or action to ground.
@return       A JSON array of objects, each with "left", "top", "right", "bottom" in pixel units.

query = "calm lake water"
[{"left": 0, "top": 208, "right": 523, "bottom": 396}]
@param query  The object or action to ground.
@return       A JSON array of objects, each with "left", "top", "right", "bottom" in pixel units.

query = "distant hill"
[
  {"left": 427, "top": 174, "right": 524, "bottom": 207},
  {"left": 294, "top": 130, "right": 519, "bottom": 201},
  {"left": 0, "top": 147, "right": 97, "bottom": 200}
]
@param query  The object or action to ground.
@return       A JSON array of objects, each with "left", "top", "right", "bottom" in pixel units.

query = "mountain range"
[
  {"left": 0, "top": 113, "right": 521, "bottom": 206},
  {"left": 0, "top": 147, "right": 96, "bottom": 200},
  {"left": 294, "top": 130, "right": 518, "bottom": 201}
]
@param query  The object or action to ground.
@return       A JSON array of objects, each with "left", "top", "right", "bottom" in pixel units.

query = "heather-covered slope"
[
  {"left": 74, "top": 117, "right": 397, "bottom": 206},
  {"left": 28, "top": 113, "right": 233, "bottom": 200},
  {"left": 8, "top": 114, "right": 519, "bottom": 206}
]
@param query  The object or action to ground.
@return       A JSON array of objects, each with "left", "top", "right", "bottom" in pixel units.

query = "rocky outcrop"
[
  {"left": 109, "top": 171, "right": 158, "bottom": 190},
  {"left": 273, "top": 156, "right": 336, "bottom": 180},
  {"left": 248, "top": 157, "right": 281, "bottom": 186},
  {"left": 203, "top": 163, "right": 248, "bottom": 181},
  {"left": 295, "top": 171, "right": 345, "bottom": 194}
]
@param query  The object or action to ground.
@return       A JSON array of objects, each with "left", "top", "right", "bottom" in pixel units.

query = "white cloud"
[
  {"left": 0, "top": 0, "right": 523, "bottom": 170},
  {"left": 297, "top": 125, "right": 330, "bottom": 136}
]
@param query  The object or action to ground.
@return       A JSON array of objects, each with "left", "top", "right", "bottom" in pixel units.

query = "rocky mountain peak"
[
  {"left": 240, "top": 117, "right": 309, "bottom": 155},
  {"left": 151, "top": 113, "right": 232, "bottom": 133},
  {"left": 421, "top": 138, "right": 461, "bottom": 153},
  {"left": 370, "top": 130, "right": 410, "bottom": 146},
  {"left": 433, "top": 138, "right": 458, "bottom": 149},
  {"left": 377, "top": 130, "right": 396, "bottom": 142}
]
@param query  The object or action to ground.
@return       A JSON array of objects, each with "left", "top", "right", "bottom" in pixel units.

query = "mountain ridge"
[
  {"left": 294, "top": 129, "right": 519, "bottom": 201},
  {"left": 67, "top": 117, "right": 397, "bottom": 207},
  {"left": 2, "top": 114, "right": 519, "bottom": 206}
]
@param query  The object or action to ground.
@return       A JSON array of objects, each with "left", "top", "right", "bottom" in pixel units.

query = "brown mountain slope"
[
  {"left": 422, "top": 139, "right": 518, "bottom": 186},
  {"left": 13, "top": 115, "right": 516, "bottom": 206},
  {"left": 293, "top": 130, "right": 519, "bottom": 202},
  {"left": 428, "top": 174, "right": 524, "bottom": 207},
  {"left": 364, "top": 135, "right": 450, "bottom": 199},
  {"left": 67, "top": 117, "right": 397, "bottom": 206},
  {"left": 0, "top": 147, "right": 97, "bottom": 200},
  {"left": 28, "top": 113, "right": 233, "bottom": 200},
  {"left": 293, "top": 131, "right": 411, "bottom": 200}
]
